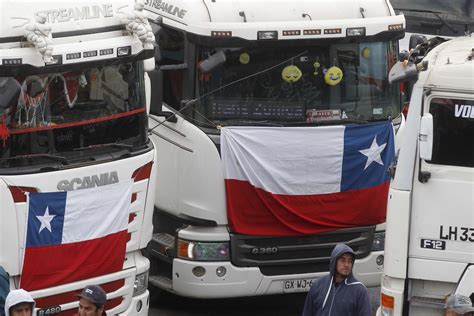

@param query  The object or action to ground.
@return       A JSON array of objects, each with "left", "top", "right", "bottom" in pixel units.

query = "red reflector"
[
  {"left": 9, "top": 186, "right": 38, "bottom": 203},
  {"left": 131, "top": 193, "right": 137, "bottom": 203},
  {"left": 128, "top": 213, "right": 136, "bottom": 223},
  {"left": 402, "top": 102, "right": 409, "bottom": 118},
  {"left": 132, "top": 161, "right": 153, "bottom": 182}
]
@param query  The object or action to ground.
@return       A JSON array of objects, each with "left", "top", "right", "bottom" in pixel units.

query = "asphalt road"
[{"left": 149, "top": 287, "right": 381, "bottom": 316}]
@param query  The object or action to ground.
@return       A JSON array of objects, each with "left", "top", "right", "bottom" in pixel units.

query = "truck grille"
[{"left": 230, "top": 226, "right": 375, "bottom": 276}]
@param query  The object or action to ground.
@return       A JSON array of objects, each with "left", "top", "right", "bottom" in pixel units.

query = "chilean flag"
[
  {"left": 20, "top": 181, "right": 132, "bottom": 291},
  {"left": 221, "top": 121, "right": 395, "bottom": 236}
]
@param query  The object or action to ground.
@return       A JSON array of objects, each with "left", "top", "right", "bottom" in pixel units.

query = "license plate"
[
  {"left": 37, "top": 305, "right": 61, "bottom": 316},
  {"left": 283, "top": 279, "right": 314, "bottom": 293}
]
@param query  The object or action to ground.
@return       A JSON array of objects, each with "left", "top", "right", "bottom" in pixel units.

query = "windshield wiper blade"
[
  {"left": 73, "top": 142, "right": 133, "bottom": 151},
  {"left": 0, "top": 153, "right": 69, "bottom": 164},
  {"left": 222, "top": 120, "right": 284, "bottom": 127}
]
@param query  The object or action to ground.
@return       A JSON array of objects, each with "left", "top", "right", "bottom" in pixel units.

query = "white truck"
[
  {"left": 0, "top": 0, "right": 156, "bottom": 314},
  {"left": 379, "top": 35, "right": 474, "bottom": 315},
  {"left": 144, "top": 0, "right": 405, "bottom": 298}
]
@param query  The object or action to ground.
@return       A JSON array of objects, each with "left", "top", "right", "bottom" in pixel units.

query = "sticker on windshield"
[
  {"left": 306, "top": 109, "right": 341, "bottom": 122},
  {"left": 373, "top": 108, "right": 383, "bottom": 115}
]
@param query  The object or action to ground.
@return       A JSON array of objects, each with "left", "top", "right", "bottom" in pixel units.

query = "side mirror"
[
  {"left": 419, "top": 113, "right": 433, "bottom": 161},
  {"left": 388, "top": 61, "right": 418, "bottom": 84},
  {"left": 199, "top": 51, "right": 226, "bottom": 73},
  {"left": 409, "top": 34, "right": 427, "bottom": 51},
  {"left": 0, "top": 77, "right": 21, "bottom": 115}
]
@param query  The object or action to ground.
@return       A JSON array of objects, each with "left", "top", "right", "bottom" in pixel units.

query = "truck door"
[{"left": 409, "top": 94, "right": 474, "bottom": 276}]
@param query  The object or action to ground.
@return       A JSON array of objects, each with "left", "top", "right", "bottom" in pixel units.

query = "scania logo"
[
  {"left": 251, "top": 247, "right": 279, "bottom": 255},
  {"left": 57, "top": 171, "right": 119, "bottom": 191}
]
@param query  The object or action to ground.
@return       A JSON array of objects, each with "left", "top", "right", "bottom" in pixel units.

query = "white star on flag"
[
  {"left": 36, "top": 207, "right": 56, "bottom": 233},
  {"left": 359, "top": 136, "right": 387, "bottom": 170}
]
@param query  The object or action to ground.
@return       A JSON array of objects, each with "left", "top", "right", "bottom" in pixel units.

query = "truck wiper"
[
  {"left": 0, "top": 153, "right": 69, "bottom": 164},
  {"left": 73, "top": 142, "right": 133, "bottom": 151},
  {"left": 222, "top": 120, "right": 284, "bottom": 127}
]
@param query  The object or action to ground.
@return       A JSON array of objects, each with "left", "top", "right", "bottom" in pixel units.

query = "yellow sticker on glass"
[
  {"left": 281, "top": 65, "right": 302, "bottom": 83},
  {"left": 324, "top": 66, "right": 343, "bottom": 86},
  {"left": 239, "top": 52, "right": 250, "bottom": 64}
]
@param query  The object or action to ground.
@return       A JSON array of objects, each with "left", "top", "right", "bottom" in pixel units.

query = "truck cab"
[
  {"left": 379, "top": 35, "right": 474, "bottom": 315},
  {"left": 0, "top": 1, "right": 156, "bottom": 314}
]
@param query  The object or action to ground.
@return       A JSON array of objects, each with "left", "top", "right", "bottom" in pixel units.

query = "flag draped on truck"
[
  {"left": 221, "top": 121, "right": 395, "bottom": 236},
  {"left": 20, "top": 181, "right": 132, "bottom": 291}
]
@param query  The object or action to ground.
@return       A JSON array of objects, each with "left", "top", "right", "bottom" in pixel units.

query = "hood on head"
[
  {"left": 329, "top": 243, "right": 355, "bottom": 277},
  {"left": 4, "top": 289, "right": 35, "bottom": 316}
]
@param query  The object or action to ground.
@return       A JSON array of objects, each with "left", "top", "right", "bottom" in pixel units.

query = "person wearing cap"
[
  {"left": 302, "top": 243, "right": 371, "bottom": 316},
  {"left": 445, "top": 294, "right": 474, "bottom": 316},
  {"left": 77, "top": 285, "right": 107, "bottom": 316},
  {"left": 4, "top": 289, "right": 35, "bottom": 316}
]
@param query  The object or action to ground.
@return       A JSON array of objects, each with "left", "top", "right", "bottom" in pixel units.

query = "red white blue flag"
[
  {"left": 20, "top": 181, "right": 132, "bottom": 291},
  {"left": 221, "top": 121, "right": 395, "bottom": 236}
]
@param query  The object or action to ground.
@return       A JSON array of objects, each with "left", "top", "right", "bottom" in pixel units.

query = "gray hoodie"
[
  {"left": 302, "top": 243, "right": 372, "bottom": 316},
  {"left": 4, "top": 289, "right": 35, "bottom": 316}
]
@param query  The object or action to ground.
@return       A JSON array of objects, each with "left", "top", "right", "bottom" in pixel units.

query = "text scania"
[
  {"left": 144, "top": 0, "right": 186, "bottom": 19},
  {"left": 38, "top": 4, "right": 114, "bottom": 24},
  {"left": 57, "top": 171, "right": 119, "bottom": 191},
  {"left": 454, "top": 104, "right": 474, "bottom": 118}
]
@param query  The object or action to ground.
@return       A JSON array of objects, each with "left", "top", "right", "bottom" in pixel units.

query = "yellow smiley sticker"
[
  {"left": 239, "top": 52, "right": 250, "bottom": 64},
  {"left": 281, "top": 65, "right": 302, "bottom": 83},
  {"left": 324, "top": 66, "right": 343, "bottom": 86}
]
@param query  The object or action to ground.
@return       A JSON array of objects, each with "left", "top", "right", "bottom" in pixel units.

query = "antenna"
[{"left": 302, "top": 13, "right": 312, "bottom": 21}]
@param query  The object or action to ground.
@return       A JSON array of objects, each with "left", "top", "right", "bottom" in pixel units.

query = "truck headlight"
[
  {"left": 133, "top": 271, "right": 148, "bottom": 296},
  {"left": 372, "top": 231, "right": 385, "bottom": 251},
  {"left": 177, "top": 239, "right": 230, "bottom": 261}
]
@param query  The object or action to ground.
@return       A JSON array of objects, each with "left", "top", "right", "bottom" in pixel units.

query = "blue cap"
[{"left": 78, "top": 285, "right": 106, "bottom": 306}]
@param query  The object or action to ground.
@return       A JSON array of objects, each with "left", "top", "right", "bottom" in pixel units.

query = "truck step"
[
  {"left": 149, "top": 275, "right": 173, "bottom": 291},
  {"left": 150, "top": 233, "right": 175, "bottom": 263}
]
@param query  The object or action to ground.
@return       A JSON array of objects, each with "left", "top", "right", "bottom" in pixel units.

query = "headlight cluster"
[
  {"left": 372, "top": 231, "right": 385, "bottom": 251},
  {"left": 133, "top": 271, "right": 148, "bottom": 297},
  {"left": 177, "top": 239, "right": 230, "bottom": 261}
]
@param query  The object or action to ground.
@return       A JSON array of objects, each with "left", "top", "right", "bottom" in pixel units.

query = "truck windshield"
[
  {"left": 195, "top": 41, "right": 400, "bottom": 126},
  {"left": 0, "top": 61, "right": 147, "bottom": 172}
]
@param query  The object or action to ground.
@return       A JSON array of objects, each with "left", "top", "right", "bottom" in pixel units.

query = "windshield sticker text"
[
  {"left": 144, "top": 0, "right": 187, "bottom": 19},
  {"left": 38, "top": 5, "right": 114, "bottom": 24},
  {"left": 439, "top": 225, "right": 474, "bottom": 242},
  {"left": 454, "top": 104, "right": 474, "bottom": 119}
]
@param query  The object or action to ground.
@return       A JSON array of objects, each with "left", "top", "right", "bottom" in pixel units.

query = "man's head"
[
  {"left": 335, "top": 252, "right": 354, "bottom": 280},
  {"left": 445, "top": 294, "right": 474, "bottom": 316},
  {"left": 77, "top": 285, "right": 107, "bottom": 316},
  {"left": 5, "top": 289, "right": 35, "bottom": 316},
  {"left": 329, "top": 243, "right": 356, "bottom": 283}
]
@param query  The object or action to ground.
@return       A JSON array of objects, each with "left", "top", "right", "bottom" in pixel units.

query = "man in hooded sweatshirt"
[
  {"left": 302, "top": 243, "right": 372, "bottom": 316},
  {"left": 4, "top": 289, "right": 35, "bottom": 316}
]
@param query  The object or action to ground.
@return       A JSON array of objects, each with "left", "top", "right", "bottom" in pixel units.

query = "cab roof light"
[
  {"left": 389, "top": 23, "right": 404, "bottom": 31},
  {"left": 282, "top": 30, "right": 301, "bottom": 36},
  {"left": 347, "top": 27, "right": 366, "bottom": 37},
  {"left": 211, "top": 31, "right": 232, "bottom": 37},
  {"left": 66, "top": 52, "right": 81, "bottom": 60},
  {"left": 83, "top": 50, "right": 98, "bottom": 58},
  {"left": 2, "top": 58, "right": 22, "bottom": 65},
  {"left": 117, "top": 46, "right": 131, "bottom": 57},
  {"left": 258, "top": 31, "right": 278, "bottom": 40},
  {"left": 324, "top": 28, "right": 342, "bottom": 35},
  {"left": 100, "top": 48, "right": 114, "bottom": 56},
  {"left": 303, "top": 29, "right": 321, "bottom": 35}
]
